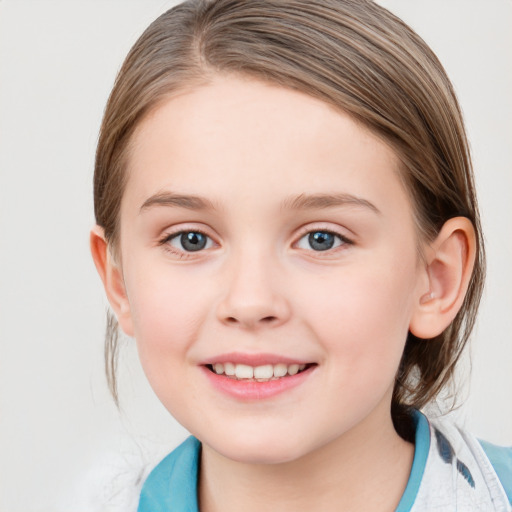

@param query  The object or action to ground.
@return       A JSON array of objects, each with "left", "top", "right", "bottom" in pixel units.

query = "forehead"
[{"left": 124, "top": 74, "right": 410, "bottom": 219}]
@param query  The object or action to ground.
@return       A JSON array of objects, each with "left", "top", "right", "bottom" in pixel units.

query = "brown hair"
[{"left": 94, "top": 0, "right": 485, "bottom": 431}]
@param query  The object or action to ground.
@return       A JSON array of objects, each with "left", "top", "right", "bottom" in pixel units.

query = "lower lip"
[{"left": 201, "top": 365, "right": 316, "bottom": 400}]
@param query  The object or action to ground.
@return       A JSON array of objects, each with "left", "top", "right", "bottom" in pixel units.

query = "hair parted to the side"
[{"left": 94, "top": 0, "right": 485, "bottom": 431}]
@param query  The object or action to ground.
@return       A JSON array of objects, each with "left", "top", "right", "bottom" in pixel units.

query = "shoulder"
[
  {"left": 479, "top": 439, "right": 512, "bottom": 505},
  {"left": 138, "top": 436, "right": 201, "bottom": 512},
  {"left": 419, "top": 412, "right": 512, "bottom": 511}
]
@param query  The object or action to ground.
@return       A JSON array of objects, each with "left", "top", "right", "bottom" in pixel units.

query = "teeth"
[
  {"left": 288, "top": 364, "right": 299, "bottom": 376},
  {"left": 273, "top": 363, "right": 287, "bottom": 377},
  {"left": 235, "top": 364, "right": 253, "bottom": 379},
  {"left": 254, "top": 365, "right": 273, "bottom": 379},
  {"left": 224, "top": 362, "right": 236, "bottom": 376},
  {"left": 210, "top": 362, "right": 309, "bottom": 380}
]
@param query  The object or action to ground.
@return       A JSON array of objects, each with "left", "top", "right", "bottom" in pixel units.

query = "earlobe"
[
  {"left": 410, "top": 217, "right": 476, "bottom": 339},
  {"left": 90, "top": 226, "right": 134, "bottom": 336}
]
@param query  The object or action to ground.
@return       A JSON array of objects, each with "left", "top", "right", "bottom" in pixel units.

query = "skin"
[{"left": 91, "top": 74, "right": 476, "bottom": 511}]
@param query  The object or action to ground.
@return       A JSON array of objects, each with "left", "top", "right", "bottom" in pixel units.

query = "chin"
[
  {"left": 201, "top": 426, "right": 311, "bottom": 465},
  {"left": 218, "top": 444, "right": 303, "bottom": 465}
]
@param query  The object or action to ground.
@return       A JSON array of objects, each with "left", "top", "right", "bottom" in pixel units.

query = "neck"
[{"left": 198, "top": 407, "right": 414, "bottom": 512}]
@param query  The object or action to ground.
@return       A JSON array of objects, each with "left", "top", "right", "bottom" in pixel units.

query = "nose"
[{"left": 216, "top": 252, "right": 291, "bottom": 330}]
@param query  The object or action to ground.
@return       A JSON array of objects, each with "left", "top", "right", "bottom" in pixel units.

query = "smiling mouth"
[{"left": 205, "top": 362, "right": 316, "bottom": 382}]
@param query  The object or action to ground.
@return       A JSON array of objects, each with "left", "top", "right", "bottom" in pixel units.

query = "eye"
[
  {"left": 296, "top": 230, "right": 347, "bottom": 252},
  {"left": 165, "top": 231, "right": 214, "bottom": 252}
]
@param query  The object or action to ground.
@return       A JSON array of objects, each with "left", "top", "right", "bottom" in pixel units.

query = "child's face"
[{"left": 116, "top": 75, "right": 426, "bottom": 463}]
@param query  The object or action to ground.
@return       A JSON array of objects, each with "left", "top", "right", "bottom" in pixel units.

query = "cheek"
[
  {"left": 123, "top": 266, "right": 210, "bottom": 375},
  {"left": 297, "top": 262, "right": 417, "bottom": 386},
  {"left": 123, "top": 268, "right": 216, "bottom": 422}
]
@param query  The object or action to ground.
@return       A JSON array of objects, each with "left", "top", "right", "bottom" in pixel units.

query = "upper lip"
[{"left": 200, "top": 352, "right": 314, "bottom": 366}]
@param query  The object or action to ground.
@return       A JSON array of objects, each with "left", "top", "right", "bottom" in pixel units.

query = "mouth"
[{"left": 204, "top": 362, "right": 316, "bottom": 382}]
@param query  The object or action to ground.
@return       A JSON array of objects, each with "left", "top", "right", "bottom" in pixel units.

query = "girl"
[{"left": 90, "top": 0, "right": 511, "bottom": 510}]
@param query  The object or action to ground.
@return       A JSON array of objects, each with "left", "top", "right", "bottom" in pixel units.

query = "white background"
[{"left": 0, "top": 1, "right": 511, "bottom": 510}]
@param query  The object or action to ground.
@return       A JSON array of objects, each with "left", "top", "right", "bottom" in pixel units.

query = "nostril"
[{"left": 224, "top": 315, "right": 278, "bottom": 326}]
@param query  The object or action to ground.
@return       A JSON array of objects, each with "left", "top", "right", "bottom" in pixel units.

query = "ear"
[
  {"left": 409, "top": 217, "right": 476, "bottom": 339},
  {"left": 90, "top": 225, "right": 134, "bottom": 336}
]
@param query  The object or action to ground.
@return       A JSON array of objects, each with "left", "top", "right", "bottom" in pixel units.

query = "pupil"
[
  {"left": 181, "top": 232, "right": 207, "bottom": 251},
  {"left": 309, "top": 231, "right": 334, "bottom": 251}
]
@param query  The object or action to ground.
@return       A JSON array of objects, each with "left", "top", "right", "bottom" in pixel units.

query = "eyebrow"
[
  {"left": 282, "top": 193, "right": 380, "bottom": 214},
  {"left": 139, "top": 191, "right": 380, "bottom": 215},
  {"left": 140, "top": 192, "right": 217, "bottom": 212}
]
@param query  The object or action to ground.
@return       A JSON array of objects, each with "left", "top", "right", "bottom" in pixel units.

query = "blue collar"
[
  {"left": 138, "top": 436, "right": 201, "bottom": 512},
  {"left": 395, "top": 410, "right": 430, "bottom": 511},
  {"left": 138, "top": 410, "right": 430, "bottom": 511}
]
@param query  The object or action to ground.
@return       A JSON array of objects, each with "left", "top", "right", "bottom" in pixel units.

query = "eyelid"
[
  {"left": 156, "top": 222, "right": 354, "bottom": 259},
  {"left": 294, "top": 223, "right": 354, "bottom": 243},
  {"left": 292, "top": 224, "right": 354, "bottom": 252},
  {"left": 158, "top": 227, "right": 213, "bottom": 245},
  {"left": 158, "top": 224, "right": 219, "bottom": 258}
]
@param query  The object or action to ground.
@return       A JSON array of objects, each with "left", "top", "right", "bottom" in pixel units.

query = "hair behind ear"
[
  {"left": 90, "top": 226, "right": 127, "bottom": 407},
  {"left": 394, "top": 216, "right": 481, "bottom": 413},
  {"left": 105, "top": 310, "right": 121, "bottom": 407}
]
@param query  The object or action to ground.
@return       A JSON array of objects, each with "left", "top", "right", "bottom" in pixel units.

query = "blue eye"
[
  {"left": 167, "top": 231, "right": 213, "bottom": 252},
  {"left": 296, "top": 230, "right": 345, "bottom": 251}
]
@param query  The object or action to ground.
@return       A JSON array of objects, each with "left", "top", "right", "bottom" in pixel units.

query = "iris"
[
  {"left": 180, "top": 232, "right": 207, "bottom": 251},
  {"left": 309, "top": 231, "right": 335, "bottom": 251}
]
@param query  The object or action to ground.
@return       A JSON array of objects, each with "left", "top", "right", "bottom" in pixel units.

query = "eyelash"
[
  {"left": 294, "top": 226, "right": 353, "bottom": 254},
  {"left": 158, "top": 227, "right": 353, "bottom": 258},
  {"left": 158, "top": 229, "right": 214, "bottom": 259}
]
